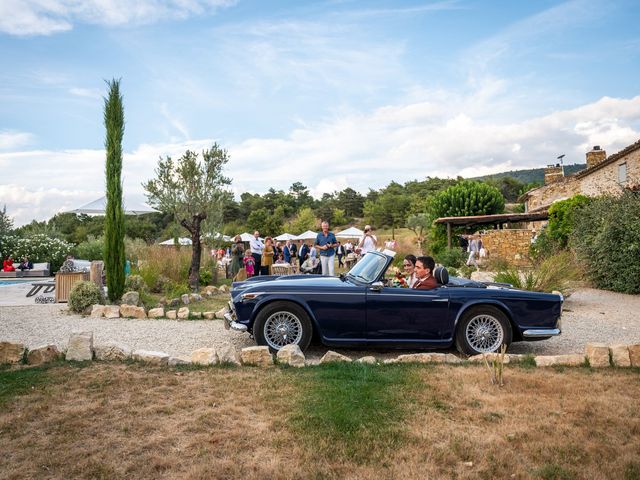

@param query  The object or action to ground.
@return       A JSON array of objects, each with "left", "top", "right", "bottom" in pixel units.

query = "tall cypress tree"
[{"left": 103, "top": 79, "right": 126, "bottom": 302}]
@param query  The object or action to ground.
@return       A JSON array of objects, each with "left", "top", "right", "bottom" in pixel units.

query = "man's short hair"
[{"left": 416, "top": 255, "right": 435, "bottom": 272}]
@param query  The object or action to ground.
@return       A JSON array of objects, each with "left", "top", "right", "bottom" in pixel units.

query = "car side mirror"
[{"left": 370, "top": 281, "right": 384, "bottom": 292}]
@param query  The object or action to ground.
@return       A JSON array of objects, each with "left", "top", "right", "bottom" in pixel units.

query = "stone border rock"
[
  {"left": 2, "top": 339, "right": 639, "bottom": 369},
  {"left": 87, "top": 292, "right": 230, "bottom": 321}
]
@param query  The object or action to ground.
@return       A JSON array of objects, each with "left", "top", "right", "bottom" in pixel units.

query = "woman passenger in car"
[{"left": 403, "top": 254, "right": 417, "bottom": 288}]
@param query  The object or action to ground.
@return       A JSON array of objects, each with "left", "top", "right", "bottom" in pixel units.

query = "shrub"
[
  {"left": 124, "top": 274, "right": 148, "bottom": 293},
  {"left": 73, "top": 235, "right": 104, "bottom": 261},
  {"left": 68, "top": 281, "right": 103, "bottom": 313},
  {"left": 435, "top": 248, "right": 466, "bottom": 268},
  {"left": 0, "top": 234, "right": 73, "bottom": 272},
  {"left": 571, "top": 192, "right": 640, "bottom": 293},
  {"left": 493, "top": 251, "right": 580, "bottom": 293}
]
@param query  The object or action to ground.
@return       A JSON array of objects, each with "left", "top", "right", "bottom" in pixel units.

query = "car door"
[{"left": 365, "top": 285, "right": 450, "bottom": 344}]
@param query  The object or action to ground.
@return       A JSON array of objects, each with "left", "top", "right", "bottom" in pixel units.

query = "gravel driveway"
[{"left": 1, "top": 288, "right": 639, "bottom": 360}]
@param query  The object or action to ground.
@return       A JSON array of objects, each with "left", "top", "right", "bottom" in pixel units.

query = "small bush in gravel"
[{"left": 68, "top": 281, "right": 103, "bottom": 313}]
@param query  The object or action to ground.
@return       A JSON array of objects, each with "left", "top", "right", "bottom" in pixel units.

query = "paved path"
[{"left": 1, "top": 287, "right": 639, "bottom": 360}]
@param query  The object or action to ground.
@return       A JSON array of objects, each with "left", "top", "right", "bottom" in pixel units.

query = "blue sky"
[{"left": 1, "top": 0, "right": 640, "bottom": 225}]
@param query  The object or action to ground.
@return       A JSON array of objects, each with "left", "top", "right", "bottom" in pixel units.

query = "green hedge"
[{"left": 571, "top": 192, "right": 640, "bottom": 293}]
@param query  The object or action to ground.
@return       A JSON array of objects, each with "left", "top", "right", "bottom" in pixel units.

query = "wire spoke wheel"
[
  {"left": 264, "top": 311, "right": 303, "bottom": 349},
  {"left": 465, "top": 314, "right": 504, "bottom": 353}
]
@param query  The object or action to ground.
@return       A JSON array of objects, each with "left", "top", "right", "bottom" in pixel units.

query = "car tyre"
[
  {"left": 254, "top": 301, "right": 313, "bottom": 353},
  {"left": 455, "top": 305, "right": 512, "bottom": 355}
]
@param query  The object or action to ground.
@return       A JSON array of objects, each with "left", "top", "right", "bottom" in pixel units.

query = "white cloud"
[
  {"left": 2, "top": 94, "right": 639, "bottom": 226},
  {"left": 0, "top": 130, "right": 35, "bottom": 151},
  {"left": 0, "top": 0, "right": 238, "bottom": 36},
  {"left": 68, "top": 87, "right": 102, "bottom": 100}
]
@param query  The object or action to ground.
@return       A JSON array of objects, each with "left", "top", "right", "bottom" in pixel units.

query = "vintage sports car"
[{"left": 225, "top": 251, "right": 562, "bottom": 355}]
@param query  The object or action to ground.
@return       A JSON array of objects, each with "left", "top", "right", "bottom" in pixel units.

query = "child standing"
[{"left": 243, "top": 249, "right": 256, "bottom": 277}]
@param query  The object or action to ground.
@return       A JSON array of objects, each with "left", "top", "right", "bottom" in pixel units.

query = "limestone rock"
[
  {"left": 535, "top": 354, "right": 584, "bottom": 367},
  {"left": 132, "top": 350, "right": 170, "bottom": 365},
  {"left": 191, "top": 311, "right": 203, "bottom": 319},
  {"left": 277, "top": 344, "right": 306, "bottom": 367},
  {"left": 168, "top": 298, "right": 181, "bottom": 307},
  {"left": 181, "top": 294, "right": 190, "bottom": 305},
  {"left": 468, "top": 353, "right": 511, "bottom": 364},
  {"left": 203, "top": 286, "right": 218, "bottom": 296},
  {"left": 90, "top": 304, "right": 105, "bottom": 317},
  {"left": 383, "top": 358, "right": 399, "bottom": 364},
  {"left": 0, "top": 341, "right": 25, "bottom": 364},
  {"left": 104, "top": 305, "right": 121, "bottom": 318},
  {"left": 396, "top": 353, "right": 435, "bottom": 364},
  {"left": 148, "top": 307, "right": 164, "bottom": 319},
  {"left": 629, "top": 344, "right": 640, "bottom": 367},
  {"left": 356, "top": 355, "right": 377, "bottom": 364},
  {"left": 95, "top": 342, "right": 132, "bottom": 361},
  {"left": 217, "top": 343, "right": 241, "bottom": 365},
  {"left": 241, "top": 346, "right": 273, "bottom": 367},
  {"left": 191, "top": 348, "right": 219, "bottom": 366},
  {"left": 203, "top": 311, "right": 215, "bottom": 320},
  {"left": 168, "top": 356, "right": 191, "bottom": 366},
  {"left": 586, "top": 343, "right": 610, "bottom": 367},
  {"left": 218, "top": 285, "right": 228, "bottom": 294},
  {"left": 470, "top": 271, "right": 496, "bottom": 282},
  {"left": 189, "top": 293, "right": 203, "bottom": 303},
  {"left": 177, "top": 307, "right": 190, "bottom": 320},
  {"left": 319, "top": 350, "right": 352, "bottom": 364},
  {"left": 66, "top": 331, "right": 93, "bottom": 361},
  {"left": 120, "top": 304, "right": 147, "bottom": 319},
  {"left": 610, "top": 344, "right": 631, "bottom": 367},
  {"left": 121, "top": 291, "right": 140, "bottom": 306},
  {"left": 166, "top": 310, "right": 177, "bottom": 319},
  {"left": 215, "top": 307, "right": 228, "bottom": 319},
  {"left": 27, "top": 345, "right": 60, "bottom": 365}
]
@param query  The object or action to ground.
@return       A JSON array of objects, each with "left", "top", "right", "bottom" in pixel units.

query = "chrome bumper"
[
  {"left": 522, "top": 328, "right": 561, "bottom": 338},
  {"left": 224, "top": 312, "right": 248, "bottom": 332}
]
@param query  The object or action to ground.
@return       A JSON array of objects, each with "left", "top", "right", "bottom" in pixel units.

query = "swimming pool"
[{"left": 0, "top": 279, "right": 35, "bottom": 286}]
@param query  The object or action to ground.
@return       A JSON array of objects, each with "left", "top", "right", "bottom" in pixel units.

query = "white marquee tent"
[
  {"left": 294, "top": 230, "right": 318, "bottom": 240},
  {"left": 335, "top": 226, "right": 364, "bottom": 239}
]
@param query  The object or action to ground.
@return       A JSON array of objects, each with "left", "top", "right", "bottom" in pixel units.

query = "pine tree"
[{"left": 103, "top": 79, "right": 126, "bottom": 302}]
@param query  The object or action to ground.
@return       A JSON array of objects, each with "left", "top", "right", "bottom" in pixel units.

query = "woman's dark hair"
[{"left": 404, "top": 254, "right": 416, "bottom": 266}]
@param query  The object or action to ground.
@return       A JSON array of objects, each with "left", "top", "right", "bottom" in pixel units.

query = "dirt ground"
[{"left": 1, "top": 362, "right": 639, "bottom": 480}]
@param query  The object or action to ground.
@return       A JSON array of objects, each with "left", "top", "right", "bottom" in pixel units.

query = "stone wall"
[{"left": 481, "top": 229, "right": 533, "bottom": 267}]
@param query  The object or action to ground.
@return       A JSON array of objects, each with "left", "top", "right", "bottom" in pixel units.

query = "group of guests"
[{"left": 2, "top": 256, "right": 33, "bottom": 272}]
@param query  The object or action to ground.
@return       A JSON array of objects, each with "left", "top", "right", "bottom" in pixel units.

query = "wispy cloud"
[
  {"left": 0, "top": 0, "right": 238, "bottom": 36},
  {"left": 338, "top": 0, "right": 463, "bottom": 18},
  {"left": 69, "top": 87, "right": 102, "bottom": 100},
  {"left": 0, "top": 130, "right": 34, "bottom": 151}
]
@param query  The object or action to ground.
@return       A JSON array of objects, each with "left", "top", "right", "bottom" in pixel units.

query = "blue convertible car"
[{"left": 225, "top": 251, "right": 562, "bottom": 355}]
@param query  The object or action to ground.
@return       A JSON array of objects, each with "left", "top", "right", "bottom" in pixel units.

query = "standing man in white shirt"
[{"left": 250, "top": 231, "right": 264, "bottom": 275}]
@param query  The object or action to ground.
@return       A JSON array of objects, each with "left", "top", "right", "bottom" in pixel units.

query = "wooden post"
[
  {"left": 447, "top": 223, "right": 452, "bottom": 249},
  {"left": 90, "top": 261, "right": 104, "bottom": 289}
]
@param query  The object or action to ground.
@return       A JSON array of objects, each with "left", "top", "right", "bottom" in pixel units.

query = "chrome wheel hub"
[
  {"left": 466, "top": 314, "right": 504, "bottom": 353},
  {"left": 264, "top": 311, "right": 303, "bottom": 349}
]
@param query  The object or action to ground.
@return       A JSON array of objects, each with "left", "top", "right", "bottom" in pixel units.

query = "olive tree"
[{"left": 143, "top": 145, "right": 231, "bottom": 290}]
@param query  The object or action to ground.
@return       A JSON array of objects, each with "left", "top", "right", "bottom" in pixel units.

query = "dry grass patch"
[{"left": 1, "top": 362, "right": 639, "bottom": 479}]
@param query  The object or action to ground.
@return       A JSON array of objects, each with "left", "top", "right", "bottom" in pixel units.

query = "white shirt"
[
  {"left": 359, "top": 234, "right": 377, "bottom": 254},
  {"left": 250, "top": 237, "right": 264, "bottom": 254},
  {"left": 310, "top": 246, "right": 317, "bottom": 258}
]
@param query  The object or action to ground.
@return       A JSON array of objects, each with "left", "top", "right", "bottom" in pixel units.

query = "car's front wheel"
[
  {"left": 455, "top": 306, "right": 512, "bottom": 355},
  {"left": 254, "top": 301, "right": 313, "bottom": 352}
]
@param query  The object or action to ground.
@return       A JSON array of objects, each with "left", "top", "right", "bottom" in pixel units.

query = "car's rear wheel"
[
  {"left": 455, "top": 306, "right": 512, "bottom": 355},
  {"left": 254, "top": 301, "right": 313, "bottom": 353}
]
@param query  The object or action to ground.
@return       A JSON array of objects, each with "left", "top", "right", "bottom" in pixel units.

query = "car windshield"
[{"left": 347, "top": 253, "right": 388, "bottom": 284}]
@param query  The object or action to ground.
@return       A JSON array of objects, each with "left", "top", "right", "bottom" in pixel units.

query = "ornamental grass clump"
[
  {"left": 494, "top": 251, "right": 580, "bottom": 294},
  {"left": 68, "top": 281, "right": 103, "bottom": 314}
]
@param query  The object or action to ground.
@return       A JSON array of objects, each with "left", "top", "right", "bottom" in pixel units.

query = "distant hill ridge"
[{"left": 471, "top": 164, "right": 586, "bottom": 184}]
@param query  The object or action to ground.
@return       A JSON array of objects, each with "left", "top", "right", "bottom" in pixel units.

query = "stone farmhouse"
[{"left": 521, "top": 138, "right": 640, "bottom": 212}]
